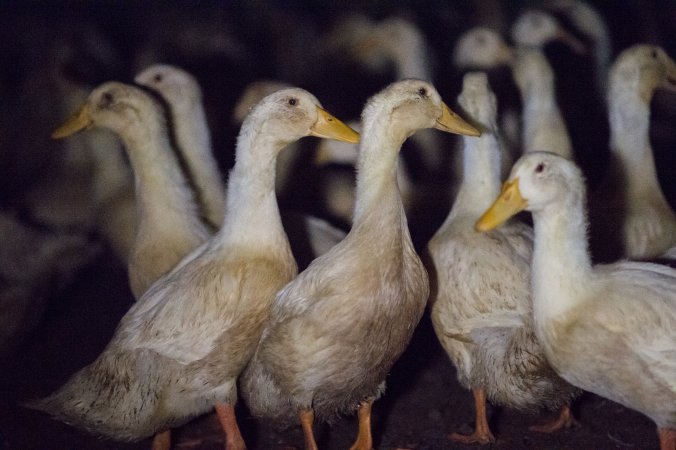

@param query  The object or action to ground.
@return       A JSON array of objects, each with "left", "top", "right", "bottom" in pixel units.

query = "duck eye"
[
  {"left": 535, "top": 163, "right": 545, "bottom": 173},
  {"left": 153, "top": 73, "right": 163, "bottom": 82},
  {"left": 288, "top": 98, "right": 297, "bottom": 106},
  {"left": 651, "top": 49, "right": 658, "bottom": 58},
  {"left": 99, "top": 91, "right": 114, "bottom": 108},
  {"left": 418, "top": 87, "right": 427, "bottom": 97}
]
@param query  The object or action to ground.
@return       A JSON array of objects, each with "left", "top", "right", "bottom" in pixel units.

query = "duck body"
[
  {"left": 29, "top": 229, "right": 296, "bottom": 440},
  {"left": 536, "top": 260, "right": 676, "bottom": 429},
  {"left": 27, "top": 88, "right": 359, "bottom": 445},
  {"left": 430, "top": 217, "right": 573, "bottom": 410},
  {"left": 428, "top": 74, "right": 578, "bottom": 443},
  {"left": 477, "top": 151, "right": 676, "bottom": 448},
  {"left": 245, "top": 195, "right": 427, "bottom": 423}
]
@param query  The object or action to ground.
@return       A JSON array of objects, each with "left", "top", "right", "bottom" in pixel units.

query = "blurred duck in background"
[
  {"left": 590, "top": 45, "right": 676, "bottom": 262},
  {"left": 51, "top": 82, "right": 212, "bottom": 299}
]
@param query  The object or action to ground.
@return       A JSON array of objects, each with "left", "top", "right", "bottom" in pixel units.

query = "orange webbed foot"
[
  {"left": 450, "top": 429, "right": 496, "bottom": 445},
  {"left": 530, "top": 404, "right": 579, "bottom": 433},
  {"left": 151, "top": 429, "right": 171, "bottom": 450},
  {"left": 659, "top": 427, "right": 675, "bottom": 450}
]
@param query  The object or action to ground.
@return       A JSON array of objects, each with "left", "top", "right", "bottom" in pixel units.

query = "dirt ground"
[{"left": 0, "top": 250, "right": 660, "bottom": 450}]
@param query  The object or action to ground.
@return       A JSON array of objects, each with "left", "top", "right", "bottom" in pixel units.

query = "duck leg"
[
  {"left": 659, "top": 428, "right": 675, "bottom": 450},
  {"left": 450, "top": 387, "right": 496, "bottom": 444},
  {"left": 215, "top": 403, "right": 246, "bottom": 450},
  {"left": 349, "top": 398, "right": 375, "bottom": 450},
  {"left": 299, "top": 408, "right": 319, "bottom": 450},
  {"left": 530, "top": 403, "right": 578, "bottom": 433},
  {"left": 151, "top": 429, "right": 171, "bottom": 450}
]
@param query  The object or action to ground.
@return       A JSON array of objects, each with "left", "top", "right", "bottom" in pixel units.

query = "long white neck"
[
  {"left": 173, "top": 98, "right": 226, "bottom": 227},
  {"left": 514, "top": 57, "right": 573, "bottom": 159},
  {"left": 567, "top": 2, "right": 611, "bottom": 91},
  {"left": 531, "top": 192, "right": 593, "bottom": 328},
  {"left": 608, "top": 87, "right": 661, "bottom": 197},
  {"left": 216, "top": 129, "right": 289, "bottom": 253},
  {"left": 120, "top": 114, "right": 203, "bottom": 237},
  {"left": 448, "top": 129, "right": 502, "bottom": 220},
  {"left": 352, "top": 112, "right": 407, "bottom": 235}
]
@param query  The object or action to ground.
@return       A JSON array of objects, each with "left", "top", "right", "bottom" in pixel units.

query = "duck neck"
[
  {"left": 450, "top": 130, "right": 502, "bottom": 219},
  {"left": 173, "top": 98, "right": 226, "bottom": 225},
  {"left": 514, "top": 59, "right": 572, "bottom": 158},
  {"left": 121, "top": 114, "right": 201, "bottom": 234},
  {"left": 531, "top": 193, "right": 592, "bottom": 327},
  {"left": 352, "top": 115, "right": 408, "bottom": 236},
  {"left": 392, "top": 40, "right": 430, "bottom": 81},
  {"left": 218, "top": 130, "right": 287, "bottom": 250},
  {"left": 608, "top": 86, "right": 661, "bottom": 197}
]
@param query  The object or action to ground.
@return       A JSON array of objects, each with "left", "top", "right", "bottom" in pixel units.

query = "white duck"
[
  {"left": 51, "top": 82, "right": 211, "bottom": 299},
  {"left": 476, "top": 151, "right": 676, "bottom": 450},
  {"left": 135, "top": 63, "right": 226, "bottom": 229},
  {"left": 26, "top": 88, "right": 359, "bottom": 450},
  {"left": 591, "top": 44, "right": 676, "bottom": 261},
  {"left": 428, "top": 73, "right": 579, "bottom": 444},
  {"left": 454, "top": 27, "right": 575, "bottom": 160},
  {"left": 241, "top": 79, "right": 479, "bottom": 450}
]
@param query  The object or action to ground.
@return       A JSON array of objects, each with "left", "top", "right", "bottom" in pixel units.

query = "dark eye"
[
  {"left": 154, "top": 73, "right": 163, "bottom": 82},
  {"left": 288, "top": 98, "right": 297, "bottom": 106},
  {"left": 535, "top": 163, "right": 545, "bottom": 173},
  {"left": 99, "top": 91, "right": 114, "bottom": 108},
  {"left": 418, "top": 87, "right": 427, "bottom": 96},
  {"left": 651, "top": 49, "right": 658, "bottom": 58}
]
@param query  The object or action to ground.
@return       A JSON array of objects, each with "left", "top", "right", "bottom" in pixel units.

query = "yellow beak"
[
  {"left": 435, "top": 102, "right": 481, "bottom": 136},
  {"left": 310, "top": 107, "right": 360, "bottom": 144},
  {"left": 475, "top": 178, "right": 527, "bottom": 231},
  {"left": 51, "top": 105, "right": 93, "bottom": 139}
]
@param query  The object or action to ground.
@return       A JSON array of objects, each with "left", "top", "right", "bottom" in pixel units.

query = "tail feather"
[
  {"left": 22, "top": 352, "right": 166, "bottom": 441},
  {"left": 240, "top": 356, "right": 294, "bottom": 425},
  {"left": 472, "top": 327, "right": 580, "bottom": 410}
]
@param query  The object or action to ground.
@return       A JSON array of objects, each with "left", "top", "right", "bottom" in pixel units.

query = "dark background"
[{"left": 0, "top": 1, "right": 674, "bottom": 449}]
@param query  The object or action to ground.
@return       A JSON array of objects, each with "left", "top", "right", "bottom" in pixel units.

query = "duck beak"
[
  {"left": 435, "top": 102, "right": 481, "bottom": 136},
  {"left": 310, "top": 107, "right": 360, "bottom": 143},
  {"left": 52, "top": 105, "right": 93, "bottom": 139},
  {"left": 556, "top": 29, "right": 586, "bottom": 55},
  {"left": 475, "top": 178, "right": 527, "bottom": 231},
  {"left": 499, "top": 45, "right": 516, "bottom": 65},
  {"left": 662, "top": 58, "right": 676, "bottom": 92}
]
